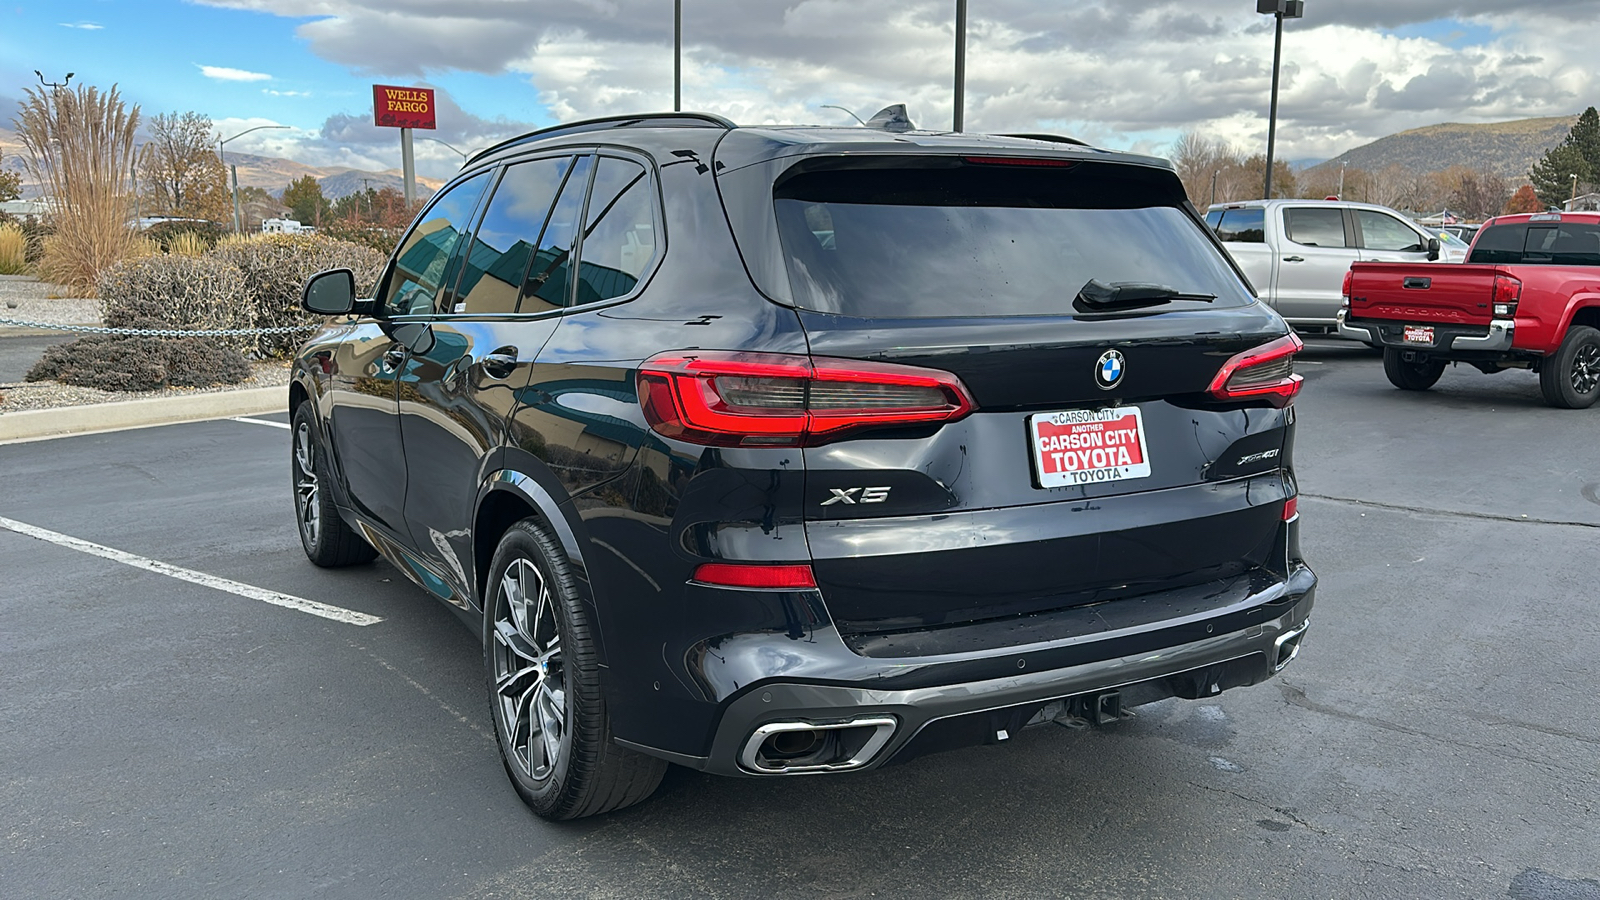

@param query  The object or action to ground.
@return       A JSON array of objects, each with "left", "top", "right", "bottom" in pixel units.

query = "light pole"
[
  {"left": 1257, "top": 0, "right": 1304, "bottom": 200},
  {"left": 1571, "top": 173, "right": 1580, "bottom": 208},
  {"left": 1337, "top": 160, "right": 1347, "bottom": 199},
  {"left": 674, "top": 0, "right": 682, "bottom": 112},
  {"left": 219, "top": 124, "right": 290, "bottom": 233},
  {"left": 820, "top": 105, "right": 867, "bottom": 126},
  {"left": 953, "top": 0, "right": 968, "bottom": 132},
  {"left": 420, "top": 136, "right": 471, "bottom": 162},
  {"left": 1211, "top": 169, "right": 1220, "bottom": 207}
]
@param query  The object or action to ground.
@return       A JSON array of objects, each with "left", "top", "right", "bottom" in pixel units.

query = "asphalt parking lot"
[{"left": 2, "top": 339, "right": 1598, "bottom": 900}]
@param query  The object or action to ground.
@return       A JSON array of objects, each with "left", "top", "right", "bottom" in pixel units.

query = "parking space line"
[
  {"left": 0, "top": 516, "right": 382, "bottom": 627},
  {"left": 235, "top": 417, "right": 292, "bottom": 430}
]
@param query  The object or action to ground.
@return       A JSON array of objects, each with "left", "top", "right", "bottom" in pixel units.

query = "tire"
[
  {"left": 1383, "top": 347, "right": 1446, "bottom": 391},
  {"left": 484, "top": 518, "right": 666, "bottom": 820},
  {"left": 291, "top": 403, "right": 378, "bottom": 567},
  {"left": 1539, "top": 325, "right": 1600, "bottom": 409}
]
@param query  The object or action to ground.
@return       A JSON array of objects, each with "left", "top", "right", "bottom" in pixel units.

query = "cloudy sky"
[{"left": 2, "top": 0, "right": 1598, "bottom": 182}]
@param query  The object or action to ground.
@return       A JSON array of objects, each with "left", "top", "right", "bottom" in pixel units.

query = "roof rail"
[
  {"left": 466, "top": 112, "right": 737, "bottom": 166},
  {"left": 1000, "top": 132, "right": 1091, "bottom": 147}
]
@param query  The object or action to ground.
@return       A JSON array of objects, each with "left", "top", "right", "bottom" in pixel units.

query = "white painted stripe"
[
  {"left": 235, "top": 417, "right": 292, "bottom": 430},
  {"left": 0, "top": 516, "right": 382, "bottom": 627}
]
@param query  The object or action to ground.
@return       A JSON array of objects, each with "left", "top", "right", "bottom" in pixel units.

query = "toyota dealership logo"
[{"left": 1095, "top": 350, "right": 1125, "bottom": 390}]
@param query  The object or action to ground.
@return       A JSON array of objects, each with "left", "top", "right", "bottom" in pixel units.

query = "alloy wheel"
[
  {"left": 492, "top": 557, "right": 566, "bottom": 781},
  {"left": 293, "top": 422, "right": 320, "bottom": 548},
  {"left": 1572, "top": 343, "right": 1600, "bottom": 395}
]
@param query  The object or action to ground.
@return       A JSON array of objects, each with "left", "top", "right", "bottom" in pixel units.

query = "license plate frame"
[
  {"left": 1029, "top": 406, "right": 1152, "bottom": 489},
  {"left": 1403, "top": 325, "right": 1436, "bottom": 346}
]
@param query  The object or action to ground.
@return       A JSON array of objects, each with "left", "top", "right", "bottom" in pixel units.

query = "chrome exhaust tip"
[
  {"left": 1273, "top": 619, "right": 1310, "bottom": 672},
  {"left": 739, "top": 717, "right": 897, "bottom": 775}
]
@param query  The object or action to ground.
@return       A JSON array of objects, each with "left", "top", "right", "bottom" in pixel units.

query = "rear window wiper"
[{"left": 1074, "top": 279, "right": 1217, "bottom": 312}]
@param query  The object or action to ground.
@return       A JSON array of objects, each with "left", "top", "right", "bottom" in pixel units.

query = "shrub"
[
  {"left": 0, "top": 214, "right": 55, "bottom": 265},
  {"left": 26, "top": 330, "right": 250, "bottom": 392},
  {"left": 319, "top": 221, "right": 404, "bottom": 256},
  {"left": 168, "top": 231, "right": 209, "bottom": 257},
  {"left": 97, "top": 253, "right": 254, "bottom": 352},
  {"left": 144, "top": 219, "right": 226, "bottom": 253},
  {"left": 0, "top": 222, "right": 26, "bottom": 275},
  {"left": 207, "top": 233, "right": 386, "bottom": 358}
]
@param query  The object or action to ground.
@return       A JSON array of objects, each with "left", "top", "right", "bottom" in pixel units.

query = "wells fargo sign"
[{"left": 372, "top": 85, "right": 436, "bottom": 130}]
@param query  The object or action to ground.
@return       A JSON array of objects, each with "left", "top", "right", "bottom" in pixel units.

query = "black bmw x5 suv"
[{"left": 290, "top": 112, "right": 1316, "bottom": 820}]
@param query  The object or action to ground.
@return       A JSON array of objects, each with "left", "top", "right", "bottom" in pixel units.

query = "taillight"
[
  {"left": 692, "top": 563, "right": 817, "bottom": 589},
  {"left": 1340, "top": 270, "right": 1353, "bottom": 304},
  {"left": 1282, "top": 495, "right": 1299, "bottom": 521},
  {"left": 1207, "top": 333, "right": 1304, "bottom": 408},
  {"left": 637, "top": 350, "right": 977, "bottom": 447},
  {"left": 1492, "top": 273, "right": 1521, "bottom": 317}
]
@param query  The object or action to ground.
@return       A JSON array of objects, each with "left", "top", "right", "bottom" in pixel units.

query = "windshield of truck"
[
  {"left": 1469, "top": 221, "right": 1600, "bottom": 266},
  {"left": 772, "top": 163, "right": 1254, "bottom": 318}
]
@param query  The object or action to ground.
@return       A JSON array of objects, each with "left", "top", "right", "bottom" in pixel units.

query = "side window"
[
  {"left": 1214, "top": 208, "right": 1265, "bottom": 243},
  {"left": 520, "top": 155, "right": 594, "bottom": 313},
  {"left": 1283, "top": 208, "right": 1347, "bottom": 248},
  {"left": 1357, "top": 211, "right": 1425, "bottom": 252},
  {"left": 453, "top": 157, "right": 571, "bottom": 314},
  {"left": 378, "top": 172, "right": 489, "bottom": 316},
  {"left": 575, "top": 158, "right": 658, "bottom": 305}
]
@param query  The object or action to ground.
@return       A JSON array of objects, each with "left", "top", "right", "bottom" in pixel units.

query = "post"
[
  {"left": 1264, "top": 11, "right": 1283, "bottom": 199},
  {"left": 401, "top": 127, "right": 416, "bottom": 207},
  {"left": 674, "top": 0, "right": 682, "bottom": 112},
  {"left": 1211, "top": 170, "right": 1219, "bottom": 207},
  {"left": 231, "top": 164, "right": 242, "bottom": 234},
  {"left": 953, "top": 0, "right": 967, "bottom": 132}
]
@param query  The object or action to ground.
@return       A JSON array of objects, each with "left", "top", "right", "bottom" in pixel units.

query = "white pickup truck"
[{"left": 1205, "top": 199, "right": 1465, "bottom": 335}]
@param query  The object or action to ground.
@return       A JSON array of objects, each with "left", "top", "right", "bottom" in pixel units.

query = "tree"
[
  {"left": 137, "top": 111, "right": 228, "bottom": 222},
  {"left": 332, "top": 186, "right": 377, "bottom": 223},
  {"left": 1504, "top": 185, "right": 1543, "bottom": 214},
  {"left": 1529, "top": 141, "right": 1589, "bottom": 208},
  {"left": 282, "top": 175, "right": 329, "bottom": 226},
  {"left": 1568, "top": 106, "right": 1600, "bottom": 175},
  {"left": 0, "top": 168, "right": 20, "bottom": 203}
]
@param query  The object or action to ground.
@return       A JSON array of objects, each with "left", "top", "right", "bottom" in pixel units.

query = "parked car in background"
[
  {"left": 290, "top": 113, "right": 1317, "bottom": 820},
  {"left": 1340, "top": 211, "right": 1600, "bottom": 408},
  {"left": 1205, "top": 199, "right": 1459, "bottom": 337}
]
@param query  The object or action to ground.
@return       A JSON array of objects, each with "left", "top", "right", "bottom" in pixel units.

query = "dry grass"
[
  {"left": 13, "top": 83, "right": 141, "bottom": 295},
  {"left": 0, "top": 222, "right": 27, "bottom": 275},
  {"left": 168, "top": 231, "right": 208, "bottom": 257}
]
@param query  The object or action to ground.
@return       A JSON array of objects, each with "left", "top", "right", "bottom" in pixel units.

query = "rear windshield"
[
  {"left": 1469, "top": 221, "right": 1600, "bottom": 266},
  {"left": 772, "top": 163, "right": 1253, "bottom": 318}
]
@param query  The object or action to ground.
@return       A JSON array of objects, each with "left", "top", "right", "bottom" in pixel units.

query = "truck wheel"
[
  {"left": 1383, "top": 348, "right": 1446, "bottom": 391},
  {"left": 1539, "top": 325, "right": 1600, "bottom": 409},
  {"left": 484, "top": 518, "right": 666, "bottom": 820}
]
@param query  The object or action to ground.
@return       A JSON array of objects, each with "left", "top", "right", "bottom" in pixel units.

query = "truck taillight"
[
  {"left": 637, "top": 351, "right": 978, "bottom": 447},
  {"left": 1207, "top": 333, "right": 1304, "bottom": 408},
  {"left": 1492, "top": 273, "right": 1522, "bottom": 317},
  {"left": 1341, "top": 270, "right": 1353, "bottom": 303}
]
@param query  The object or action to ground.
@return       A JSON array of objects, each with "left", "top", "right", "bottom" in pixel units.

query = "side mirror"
[
  {"left": 302, "top": 268, "right": 357, "bottom": 315},
  {"left": 1426, "top": 238, "right": 1441, "bottom": 261}
]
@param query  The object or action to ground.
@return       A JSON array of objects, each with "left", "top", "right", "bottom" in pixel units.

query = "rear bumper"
[
  {"left": 621, "top": 562, "right": 1315, "bottom": 776},
  {"left": 1337, "top": 309, "right": 1515, "bottom": 352}
]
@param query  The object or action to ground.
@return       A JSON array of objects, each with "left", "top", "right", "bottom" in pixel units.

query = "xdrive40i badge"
[{"left": 1095, "top": 350, "right": 1125, "bottom": 390}]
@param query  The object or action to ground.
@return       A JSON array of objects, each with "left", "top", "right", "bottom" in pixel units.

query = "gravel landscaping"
[{"left": 0, "top": 275, "right": 290, "bottom": 412}]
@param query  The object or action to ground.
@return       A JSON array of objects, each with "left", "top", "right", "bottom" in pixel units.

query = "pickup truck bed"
[{"left": 1337, "top": 212, "right": 1600, "bottom": 408}]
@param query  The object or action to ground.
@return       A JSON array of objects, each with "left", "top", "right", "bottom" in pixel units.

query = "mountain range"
[{"left": 1302, "top": 115, "right": 1579, "bottom": 182}]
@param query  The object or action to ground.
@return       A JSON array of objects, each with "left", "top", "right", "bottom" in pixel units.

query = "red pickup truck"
[{"left": 1338, "top": 211, "right": 1600, "bottom": 408}]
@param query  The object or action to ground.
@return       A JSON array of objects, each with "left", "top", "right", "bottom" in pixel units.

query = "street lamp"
[
  {"left": 219, "top": 124, "right": 290, "bottom": 233},
  {"left": 1257, "top": 0, "right": 1304, "bottom": 200},
  {"left": 419, "top": 136, "right": 472, "bottom": 162},
  {"left": 953, "top": 0, "right": 968, "bottom": 132},
  {"left": 820, "top": 104, "right": 867, "bottom": 126}
]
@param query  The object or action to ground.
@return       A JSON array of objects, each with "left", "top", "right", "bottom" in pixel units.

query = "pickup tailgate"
[{"left": 1348, "top": 262, "right": 1500, "bottom": 327}]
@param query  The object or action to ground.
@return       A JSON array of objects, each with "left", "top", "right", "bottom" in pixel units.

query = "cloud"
[
  {"left": 263, "top": 89, "right": 311, "bottom": 97},
  {"left": 57, "top": 22, "right": 104, "bottom": 30},
  {"left": 198, "top": 65, "right": 273, "bottom": 82},
  {"left": 193, "top": 0, "right": 1600, "bottom": 162}
]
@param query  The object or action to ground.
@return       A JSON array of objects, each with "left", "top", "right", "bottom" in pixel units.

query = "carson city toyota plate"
[{"left": 1029, "top": 407, "right": 1152, "bottom": 488}]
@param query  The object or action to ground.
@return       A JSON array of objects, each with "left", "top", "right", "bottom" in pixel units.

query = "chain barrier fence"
[{"left": 0, "top": 318, "right": 319, "bottom": 338}]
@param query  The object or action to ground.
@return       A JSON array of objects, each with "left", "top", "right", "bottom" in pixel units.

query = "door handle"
[
  {"left": 1282, "top": 256, "right": 1305, "bottom": 263},
  {"left": 477, "top": 347, "right": 520, "bottom": 380},
  {"left": 380, "top": 348, "right": 406, "bottom": 372}
]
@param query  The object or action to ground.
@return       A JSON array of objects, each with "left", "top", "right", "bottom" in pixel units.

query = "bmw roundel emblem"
[{"left": 1095, "top": 350, "right": 1125, "bottom": 390}]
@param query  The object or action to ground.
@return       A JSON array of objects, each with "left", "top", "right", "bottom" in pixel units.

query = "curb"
[{"left": 0, "top": 386, "right": 288, "bottom": 443}]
